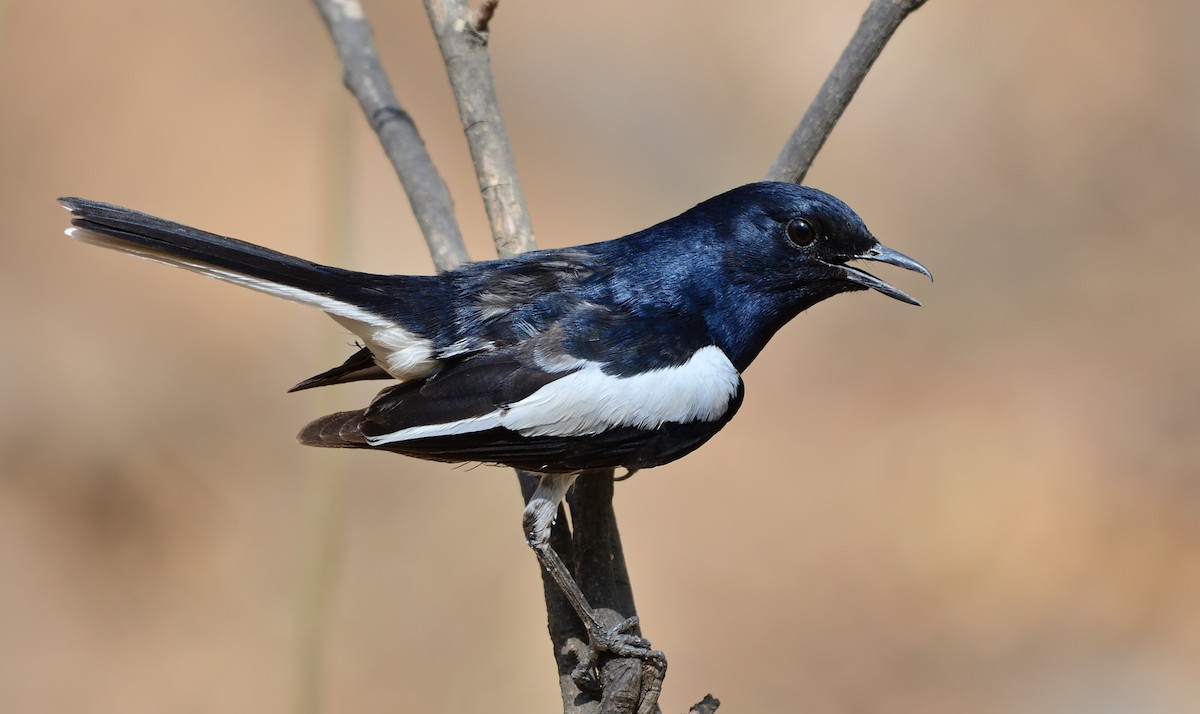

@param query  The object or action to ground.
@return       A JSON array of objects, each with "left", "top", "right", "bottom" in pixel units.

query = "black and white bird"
[{"left": 60, "top": 182, "right": 929, "bottom": 665}]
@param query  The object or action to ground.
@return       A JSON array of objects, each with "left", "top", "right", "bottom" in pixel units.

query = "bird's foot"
[{"left": 567, "top": 614, "right": 665, "bottom": 685}]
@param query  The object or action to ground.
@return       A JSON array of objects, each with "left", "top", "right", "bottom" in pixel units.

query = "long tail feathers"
[{"left": 59, "top": 197, "right": 399, "bottom": 330}]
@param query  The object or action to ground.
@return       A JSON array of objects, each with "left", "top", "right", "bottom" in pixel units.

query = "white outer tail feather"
[{"left": 66, "top": 226, "right": 438, "bottom": 380}]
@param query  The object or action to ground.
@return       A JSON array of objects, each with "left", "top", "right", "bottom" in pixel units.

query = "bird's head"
[
  {"left": 699, "top": 182, "right": 931, "bottom": 308},
  {"left": 668, "top": 182, "right": 931, "bottom": 370}
]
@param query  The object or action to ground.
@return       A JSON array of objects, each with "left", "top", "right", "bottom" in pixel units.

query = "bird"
[{"left": 59, "top": 181, "right": 930, "bottom": 669}]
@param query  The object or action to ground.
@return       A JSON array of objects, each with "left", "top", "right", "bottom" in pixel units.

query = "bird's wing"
[
  {"left": 289, "top": 249, "right": 608, "bottom": 390},
  {"left": 298, "top": 312, "right": 744, "bottom": 471},
  {"left": 449, "top": 249, "right": 609, "bottom": 345}
]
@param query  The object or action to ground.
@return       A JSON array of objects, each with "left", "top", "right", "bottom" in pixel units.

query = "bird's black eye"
[{"left": 785, "top": 217, "right": 817, "bottom": 247}]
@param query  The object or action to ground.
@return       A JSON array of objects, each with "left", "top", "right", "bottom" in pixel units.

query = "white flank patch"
[
  {"left": 68, "top": 226, "right": 436, "bottom": 379},
  {"left": 367, "top": 345, "right": 741, "bottom": 445}
]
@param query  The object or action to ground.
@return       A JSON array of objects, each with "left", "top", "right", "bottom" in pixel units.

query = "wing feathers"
[
  {"left": 289, "top": 347, "right": 390, "bottom": 392},
  {"left": 355, "top": 345, "right": 741, "bottom": 452},
  {"left": 297, "top": 395, "right": 745, "bottom": 472}
]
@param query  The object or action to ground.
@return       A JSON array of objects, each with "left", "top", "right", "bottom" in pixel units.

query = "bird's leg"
[
  {"left": 523, "top": 472, "right": 664, "bottom": 681},
  {"left": 523, "top": 472, "right": 578, "bottom": 550}
]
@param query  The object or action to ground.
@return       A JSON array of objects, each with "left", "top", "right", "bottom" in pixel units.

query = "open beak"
[{"left": 838, "top": 242, "right": 932, "bottom": 306}]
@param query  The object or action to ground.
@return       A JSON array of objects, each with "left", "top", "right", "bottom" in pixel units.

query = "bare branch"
[
  {"left": 312, "top": 0, "right": 470, "bottom": 271},
  {"left": 423, "top": 0, "right": 535, "bottom": 258},
  {"left": 767, "top": 0, "right": 930, "bottom": 184}
]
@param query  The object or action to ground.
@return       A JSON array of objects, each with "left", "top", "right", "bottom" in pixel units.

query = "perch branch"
[
  {"left": 767, "top": 0, "right": 930, "bottom": 184},
  {"left": 312, "top": 0, "right": 470, "bottom": 271},
  {"left": 424, "top": 2, "right": 656, "bottom": 711}
]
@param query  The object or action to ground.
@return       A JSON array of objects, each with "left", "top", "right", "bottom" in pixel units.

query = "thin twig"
[
  {"left": 312, "top": 0, "right": 470, "bottom": 271},
  {"left": 292, "top": 91, "right": 356, "bottom": 714},
  {"left": 423, "top": 0, "right": 535, "bottom": 258},
  {"left": 767, "top": 0, "right": 930, "bottom": 184}
]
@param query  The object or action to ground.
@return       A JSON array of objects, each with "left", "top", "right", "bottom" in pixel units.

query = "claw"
[
  {"left": 570, "top": 615, "right": 666, "bottom": 683},
  {"left": 565, "top": 639, "right": 601, "bottom": 689}
]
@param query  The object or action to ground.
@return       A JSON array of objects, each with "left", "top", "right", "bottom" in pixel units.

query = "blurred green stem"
[{"left": 293, "top": 74, "right": 355, "bottom": 714}]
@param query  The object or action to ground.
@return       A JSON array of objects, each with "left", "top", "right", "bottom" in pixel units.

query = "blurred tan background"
[{"left": 3, "top": 1, "right": 1199, "bottom": 712}]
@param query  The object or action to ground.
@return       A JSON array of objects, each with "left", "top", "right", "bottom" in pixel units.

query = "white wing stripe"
[{"left": 366, "top": 345, "right": 740, "bottom": 444}]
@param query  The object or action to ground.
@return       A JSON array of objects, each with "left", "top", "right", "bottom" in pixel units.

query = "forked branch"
[{"left": 310, "top": 0, "right": 933, "bottom": 711}]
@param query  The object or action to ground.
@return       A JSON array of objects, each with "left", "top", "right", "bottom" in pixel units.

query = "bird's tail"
[
  {"left": 59, "top": 197, "right": 450, "bottom": 381},
  {"left": 59, "top": 197, "right": 393, "bottom": 318},
  {"left": 297, "top": 408, "right": 372, "bottom": 449}
]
